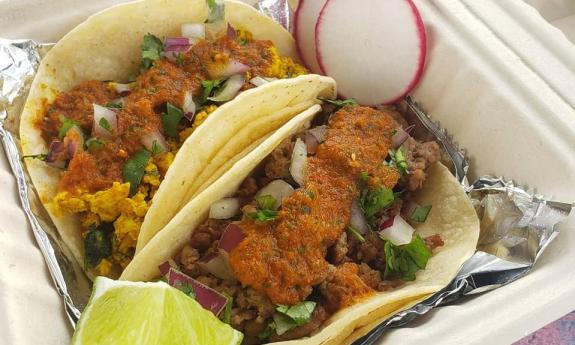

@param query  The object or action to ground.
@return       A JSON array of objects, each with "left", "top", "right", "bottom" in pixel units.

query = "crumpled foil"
[{"left": 0, "top": 2, "right": 572, "bottom": 344}]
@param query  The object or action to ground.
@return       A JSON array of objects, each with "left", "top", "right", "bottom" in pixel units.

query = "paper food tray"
[{"left": 0, "top": 0, "right": 574, "bottom": 344}]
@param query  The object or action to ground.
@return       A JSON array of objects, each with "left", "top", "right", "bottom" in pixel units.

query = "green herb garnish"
[
  {"left": 388, "top": 147, "right": 409, "bottom": 176},
  {"left": 140, "top": 33, "right": 164, "bottom": 72},
  {"left": 222, "top": 295, "right": 233, "bottom": 324},
  {"left": 58, "top": 116, "right": 79, "bottom": 139},
  {"left": 347, "top": 225, "right": 366, "bottom": 243},
  {"left": 85, "top": 138, "right": 105, "bottom": 151},
  {"left": 318, "top": 97, "right": 358, "bottom": 108},
  {"left": 384, "top": 235, "right": 431, "bottom": 281},
  {"left": 162, "top": 103, "right": 184, "bottom": 138},
  {"left": 206, "top": 0, "right": 225, "bottom": 23},
  {"left": 84, "top": 224, "right": 112, "bottom": 267},
  {"left": 122, "top": 150, "right": 151, "bottom": 195},
  {"left": 200, "top": 79, "right": 223, "bottom": 104},
  {"left": 359, "top": 182, "right": 395, "bottom": 228},
  {"left": 105, "top": 101, "right": 123, "bottom": 109},
  {"left": 99, "top": 117, "right": 112, "bottom": 132},
  {"left": 410, "top": 204, "right": 432, "bottom": 223},
  {"left": 269, "top": 301, "right": 316, "bottom": 336},
  {"left": 249, "top": 195, "right": 278, "bottom": 222},
  {"left": 150, "top": 140, "right": 164, "bottom": 155}
]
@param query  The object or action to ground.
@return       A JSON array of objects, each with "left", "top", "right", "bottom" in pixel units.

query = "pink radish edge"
[
  {"left": 294, "top": 0, "right": 308, "bottom": 68},
  {"left": 314, "top": 0, "right": 428, "bottom": 104}
]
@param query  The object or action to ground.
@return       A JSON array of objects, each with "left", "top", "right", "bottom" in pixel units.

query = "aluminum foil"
[{"left": 0, "top": 3, "right": 572, "bottom": 344}]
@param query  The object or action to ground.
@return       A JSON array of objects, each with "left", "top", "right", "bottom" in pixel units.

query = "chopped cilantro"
[
  {"left": 268, "top": 301, "right": 316, "bottom": 336},
  {"left": 175, "top": 52, "right": 185, "bottom": 67},
  {"left": 222, "top": 295, "right": 233, "bottom": 324},
  {"left": 388, "top": 147, "right": 409, "bottom": 175},
  {"left": 318, "top": 97, "right": 358, "bottom": 107},
  {"left": 305, "top": 190, "right": 316, "bottom": 199},
  {"left": 200, "top": 79, "right": 223, "bottom": 104},
  {"left": 84, "top": 224, "right": 112, "bottom": 267},
  {"left": 162, "top": 103, "right": 184, "bottom": 138},
  {"left": 258, "top": 322, "right": 276, "bottom": 341},
  {"left": 384, "top": 235, "right": 431, "bottom": 281},
  {"left": 175, "top": 281, "right": 196, "bottom": 299},
  {"left": 249, "top": 195, "right": 278, "bottom": 222},
  {"left": 206, "top": 0, "right": 225, "bottom": 23},
  {"left": 105, "top": 101, "right": 123, "bottom": 109},
  {"left": 140, "top": 33, "right": 164, "bottom": 72},
  {"left": 347, "top": 225, "right": 366, "bottom": 243},
  {"left": 360, "top": 171, "right": 370, "bottom": 182},
  {"left": 410, "top": 204, "right": 432, "bottom": 223},
  {"left": 150, "top": 140, "right": 164, "bottom": 155},
  {"left": 359, "top": 181, "right": 395, "bottom": 228},
  {"left": 98, "top": 117, "right": 112, "bottom": 132},
  {"left": 238, "top": 38, "right": 248, "bottom": 46},
  {"left": 58, "top": 116, "right": 79, "bottom": 139},
  {"left": 122, "top": 150, "right": 151, "bottom": 195},
  {"left": 85, "top": 138, "right": 105, "bottom": 151}
]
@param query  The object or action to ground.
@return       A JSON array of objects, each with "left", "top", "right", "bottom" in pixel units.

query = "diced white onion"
[
  {"left": 208, "top": 74, "right": 245, "bottom": 102},
  {"left": 209, "top": 198, "right": 241, "bottom": 219},
  {"left": 350, "top": 200, "right": 369, "bottom": 234},
  {"left": 181, "top": 23, "right": 205, "bottom": 39},
  {"left": 93, "top": 104, "right": 117, "bottom": 138},
  {"left": 140, "top": 130, "right": 168, "bottom": 154},
  {"left": 290, "top": 138, "right": 307, "bottom": 186},
  {"left": 197, "top": 251, "right": 236, "bottom": 281},
  {"left": 256, "top": 180, "right": 295, "bottom": 209},
  {"left": 379, "top": 216, "right": 414, "bottom": 246},
  {"left": 183, "top": 91, "right": 196, "bottom": 120},
  {"left": 308, "top": 125, "right": 327, "bottom": 143}
]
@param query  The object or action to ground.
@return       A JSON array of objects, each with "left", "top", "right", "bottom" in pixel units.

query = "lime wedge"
[{"left": 71, "top": 277, "right": 243, "bottom": 345}]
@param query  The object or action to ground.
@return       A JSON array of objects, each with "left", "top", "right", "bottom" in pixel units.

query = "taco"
[
  {"left": 20, "top": 0, "right": 336, "bottom": 279},
  {"left": 121, "top": 101, "right": 480, "bottom": 344}
]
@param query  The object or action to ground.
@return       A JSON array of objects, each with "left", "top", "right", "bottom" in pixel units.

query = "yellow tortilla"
[
  {"left": 20, "top": 0, "right": 336, "bottom": 277},
  {"left": 122, "top": 108, "right": 479, "bottom": 344}
]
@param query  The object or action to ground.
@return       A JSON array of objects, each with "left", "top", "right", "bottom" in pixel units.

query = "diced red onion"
[
  {"left": 140, "top": 129, "right": 168, "bottom": 154},
  {"left": 249, "top": 76, "right": 278, "bottom": 87},
  {"left": 167, "top": 268, "right": 227, "bottom": 316},
  {"left": 158, "top": 259, "right": 179, "bottom": 276},
  {"left": 379, "top": 216, "right": 414, "bottom": 246},
  {"left": 392, "top": 125, "right": 414, "bottom": 148},
  {"left": 182, "top": 91, "right": 196, "bottom": 121},
  {"left": 45, "top": 140, "right": 67, "bottom": 169},
  {"left": 93, "top": 104, "right": 117, "bottom": 138},
  {"left": 181, "top": 23, "right": 206, "bottom": 39},
  {"left": 208, "top": 74, "right": 245, "bottom": 102},
  {"left": 350, "top": 200, "right": 369, "bottom": 234},
  {"left": 165, "top": 37, "right": 190, "bottom": 48},
  {"left": 379, "top": 216, "right": 394, "bottom": 230},
  {"left": 209, "top": 198, "right": 241, "bottom": 219},
  {"left": 218, "top": 223, "right": 245, "bottom": 253},
  {"left": 209, "top": 60, "right": 250, "bottom": 79},
  {"left": 65, "top": 126, "right": 85, "bottom": 158},
  {"left": 108, "top": 82, "right": 134, "bottom": 96},
  {"left": 290, "top": 138, "right": 307, "bottom": 186},
  {"left": 197, "top": 251, "right": 235, "bottom": 281},
  {"left": 256, "top": 180, "right": 295, "bottom": 209},
  {"left": 227, "top": 23, "right": 236, "bottom": 39},
  {"left": 308, "top": 125, "right": 327, "bottom": 143}
]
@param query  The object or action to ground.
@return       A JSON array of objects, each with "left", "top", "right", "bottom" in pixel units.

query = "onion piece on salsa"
[
  {"left": 92, "top": 104, "right": 117, "bottom": 138},
  {"left": 208, "top": 74, "right": 246, "bottom": 102},
  {"left": 209, "top": 60, "right": 249, "bottom": 79},
  {"left": 290, "top": 138, "right": 307, "bottom": 186},
  {"left": 255, "top": 180, "right": 295, "bottom": 209},
  {"left": 140, "top": 129, "right": 168, "bottom": 154},
  {"left": 198, "top": 251, "right": 236, "bottom": 281},
  {"left": 182, "top": 91, "right": 196, "bottom": 121}
]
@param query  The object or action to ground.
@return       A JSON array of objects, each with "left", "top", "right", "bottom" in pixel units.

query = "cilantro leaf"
[
  {"left": 410, "top": 204, "right": 432, "bottom": 223},
  {"left": 276, "top": 301, "right": 316, "bottom": 326},
  {"left": 384, "top": 235, "right": 431, "bottom": 281},
  {"left": 122, "top": 150, "right": 151, "bottom": 195},
  {"left": 359, "top": 184, "right": 394, "bottom": 228},
  {"left": 388, "top": 147, "right": 409, "bottom": 176},
  {"left": 58, "top": 116, "right": 79, "bottom": 139},
  {"left": 162, "top": 103, "right": 184, "bottom": 138},
  {"left": 258, "top": 322, "right": 275, "bottom": 341},
  {"left": 222, "top": 295, "right": 233, "bottom": 324},
  {"left": 105, "top": 101, "right": 123, "bottom": 109},
  {"left": 140, "top": 33, "right": 164, "bottom": 72},
  {"left": 99, "top": 117, "right": 112, "bottom": 132},
  {"left": 249, "top": 195, "right": 278, "bottom": 222},
  {"left": 347, "top": 225, "right": 366, "bottom": 243},
  {"left": 206, "top": 0, "right": 225, "bottom": 23},
  {"left": 84, "top": 224, "right": 112, "bottom": 267},
  {"left": 85, "top": 138, "right": 105, "bottom": 151},
  {"left": 150, "top": 140, "right": 164, "bottom": 155},
  {"left": 200, "top": 79, "right": 223, "bottom": 105},
  {"left": 318, "top": 97, "right": 358, "bottom": 108}
]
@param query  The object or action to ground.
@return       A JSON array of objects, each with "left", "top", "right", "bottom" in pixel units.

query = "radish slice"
[
  {"left": 167, "top": 268, "right": 227, "bottom": 316},
  {"left": 379, "top": 216, "right": 414, "bottom": 246},
  {"left": 208, "top": 74, "right": 245, "bottom": 102},
  {"left": 315, "top": 0, "right": 427, "bottom": 105},
  {"left": 219, "top": 224, "right": 245, "bottom": 253},
  {"left": 290, "top": 138, "right": 307, "bottom": 186},
  {"left": 182, "top": 91, "right": 196, "bottom": 121},
  {"left": 350, "top": 200, "right": 369, "bottom": 234},
  {"left": 256, "top": 180, "right": 295, "bottom": 209},
  {"left": 209, "top": 198, "right": 241, "bottom": 219},
  {"left": 141, "top": 130, "right": 168, "bottom": 154},
  {"left": 294, "top": 0, "right": 328, "bottom": 73},
  {"left": 93, "top": 104, "right": 117, "bottom": 138},
  {"left": 181, "top": 23, "right": 205, "bottom": 39},
  {"left": 158, "top": 259, "right": 179, "bottom": 276}
]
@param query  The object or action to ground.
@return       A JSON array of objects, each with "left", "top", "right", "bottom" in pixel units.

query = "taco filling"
[
  {"left": 31, "top": 22, "right": 306, "bottom": 278},
  {"left": 168, "top": 104, "right": 443, "bottom": 343}
]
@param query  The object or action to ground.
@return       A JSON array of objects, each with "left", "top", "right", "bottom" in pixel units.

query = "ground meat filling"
[{"left": 175, "top": 105, "right": 444, "bottom": 343}]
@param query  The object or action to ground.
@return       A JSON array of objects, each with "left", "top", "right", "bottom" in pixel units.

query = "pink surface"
[{"left": 514, "top": 311, "right": 575, "bottom": 345}]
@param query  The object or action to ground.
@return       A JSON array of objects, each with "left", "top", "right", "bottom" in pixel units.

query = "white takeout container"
[{"left": 0, "top": 0, "right": 574, "bottom": 344}]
